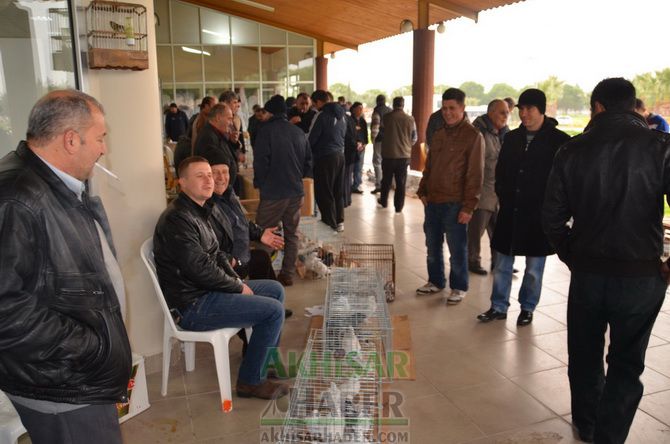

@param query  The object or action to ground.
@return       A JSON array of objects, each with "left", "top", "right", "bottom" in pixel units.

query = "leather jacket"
[
  {"left": 153, "top": 193, "right": 243, "bottom": 312},
  {"left": 0, "top": 142, "right": 131, "bottom": 404},
  {"left": 543, "top": 111, "right": 670, "bottom": 276}
]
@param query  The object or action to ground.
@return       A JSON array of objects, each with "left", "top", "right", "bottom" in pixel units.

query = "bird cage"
[
  {"left": 86, "top": 0, "right": 148, "bottom": 70},
  {"left": 323, "top": 268, "right": 393, "bottom": 371},
  {"left": 337, "top": 244, "right": 395, "bottom": 302},
  {"left": 279, "top": 328, "right": 382, "bottom": 443}
]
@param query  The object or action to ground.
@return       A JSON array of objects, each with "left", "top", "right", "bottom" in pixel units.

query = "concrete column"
[{"left": 410, "top": 28, "right": 434, "bottom": 171}]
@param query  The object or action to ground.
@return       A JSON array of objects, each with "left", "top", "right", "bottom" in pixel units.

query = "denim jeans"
[
  {"left": 423, "top": 202, "right": 468, "bottom": 291},
  {"left": 179, "top": 279, "right": 285, "bottom": 385},
  {"left": 568, "top": 271, "right": 665, "bottom": 444},
  {"left": 490, "top": 251, "right": 546, "bottom": 313}
]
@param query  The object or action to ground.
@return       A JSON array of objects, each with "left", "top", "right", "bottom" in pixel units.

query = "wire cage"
[
  {"left": 323, "top": 268, "right": 393, "bottom": 368},
  {"left": 279, "top": 329, "right": 382, "bottom": 443},
  {"left": 86, "top": 0, "right": 148, "bottom": 70},
  {"left": 337, "top": 244, "right": 395, "bottom": 302}
]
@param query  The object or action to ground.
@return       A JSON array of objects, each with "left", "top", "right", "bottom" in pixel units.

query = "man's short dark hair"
[
  {"left": 219, "top": 90, "right": 238, "bottom": 104},
  {"left": 635, "top": 98, "right": 645, "bottom": 111},
  {"left": 442, "top": 88, "right": 466, "bottom": 104},
  {"left": 207, "top": 103, "right": 228, "bottom": 121},
  {"left": 169, "top": 102, "right": 178, "bottom": 108},
  {"left": 297, "top": 92, "right": 310, "bottom": 100},
  {"left": 392, "top": 97, "right": 405, "bottom": 109},
  {"left": 178, "top": 155, "right": 209, "bottom": 178},
  {"left": 337, "top": 96, "right": 346, "bottom": 103},
  {"left": 200, "top": 97, "right": 215, "bottom": 108},
  {"left": 376, "top": 94, "right": 386, "bottom": 106},
  {"left": 590, "top": 78, "right": 636, "bottom": 113},
  {"left": 311, "top": 90, "right": 329, "bottom": 103},
  {"left": 504, "top": 97, "right": 515, "bottom": 110},
  {"left": 252, "top": 104, "right": 261, "bottom": 112},
  {"left": 350, "top": 101, "right": 363, "bottom": 111}
]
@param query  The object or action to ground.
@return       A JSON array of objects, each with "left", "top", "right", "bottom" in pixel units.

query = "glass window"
[
  {"left": 205, "top": 84, "right": 232, "bottom": 101},
  {"left": 288, "top": 83, "right": 312, "bottom": 98},
  {"left": 203, "top": 45, "right": 231, "bottom": 82},
  {"left": 230, "top": 17, "right": 258, "bottom": 45},
  {"left": 287, "top": 32, "right": 312, "bottom": 45},
  {"left": 160, "top": 85, "right": 174, "bottom": 109},
  {"left": 173, "top": 46, "right": 203, "bottom": 82},
  {"left": 0, "top": 0, "right": 77, "bottom": 156},
  {"left": 260, "top": 24, "right": 285, "bottom": 45},
  {"left": 235, "top": 84, "right": 260, "bottom": 122},
  {"left": 288, "top": 48, "right": 314, "bottom": 82},
  {"left": 261, "top": 84, "right": 287, "bottom": 103},
  {"left": 171, "top": 1, "right": 200, "bottom": 44},
  {"left": 200, "top": 9, "right": 230, "bottom": 44},
  {"left": 156, "top": 46, "right": 173, "bottom": 83},
  {"left": 175, "top": 84, "right": 202, "bottom": 118},
  {"left": 233, "top": 46, "right": 259, "bottom": 82},
  {"left": 261, "top": 47, "right": 286, "bottom": 82},
  {"left": 155, "top": 0, "right": 170, "bottom": 43}
]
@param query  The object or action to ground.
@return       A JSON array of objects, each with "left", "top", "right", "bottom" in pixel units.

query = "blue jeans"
[
  {"left": 423, "top": 202, "right": 468, "bottom": 291},
  {"left": 179, "top": 280, "right": 285, "bottom": 385},
  {"left": 490, "top": 252, "right": 546, "bottom": 313}
]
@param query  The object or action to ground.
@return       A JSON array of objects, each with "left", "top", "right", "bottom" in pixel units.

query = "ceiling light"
[
  {"left": 400, "top": 19, "right": 413, "bottom": 33},
  {"left": 231, "top": 0, "right": 275, "bottom": 12},
  {"left": 437, "top": 22, "right": 446, "bottom": 33},
  {"left": 181, "top": 46, "right": 211, "bottom": 56}
]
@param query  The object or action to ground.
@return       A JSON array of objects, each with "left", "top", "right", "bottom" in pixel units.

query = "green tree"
[
  {"left": 536, "top": 76, "right": 565, "bottom": 108},
  {"left": 459, "top": 81, "right": 485, "bottom": 105},
  {"left": 558, "top": 84, "right": 587, "bottom": 112},
  {"left": 391, "top": 85, "right": 412, "bottom": 98},
  {"left": 483, "top": 83, "right": 518, "bottom": 103},
  {"left": 359, "top": 89, "right": 389, "bottom": 108},
  {"left": 434, "top": 84, "right": 451, "bottom": 95},
  {"left": 328, "top": 82, "right": 358, "bottom": 102}
]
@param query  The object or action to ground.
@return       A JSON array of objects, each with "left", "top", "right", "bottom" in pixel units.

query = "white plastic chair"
[
  {"left": 0, "top": 390, "right": 26, "bottom": 444},
  {"left": 140, "top": 238, "right": 251, "bottom": 412}
]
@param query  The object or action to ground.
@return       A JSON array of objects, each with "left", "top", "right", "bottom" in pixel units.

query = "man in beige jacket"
[{"left": 416, "top": 88, "right": 484, "bottom": 304}]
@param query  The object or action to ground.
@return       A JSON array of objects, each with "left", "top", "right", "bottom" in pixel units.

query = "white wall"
[{"left": 84, "top": 0, "right": 167, "bottom": 359}]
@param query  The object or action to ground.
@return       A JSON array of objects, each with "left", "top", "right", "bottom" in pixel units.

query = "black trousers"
[
  {"left": 343, "top": 163, "right": 355, "bottom": 207},
  {"left": 379, "top": 158, "right": 409, "bottom": 212},
  {"left": 13, "top": 402, "right": 122, "bottom": 444},
  {"left": 567, "top": 271, "right": 665, "bottom": 444},
  {"left": 313, "top": 151, "right": 345, "bottom": 229},
  {"left": 235, "top": 249, "right": 277, "bottom": 280}
]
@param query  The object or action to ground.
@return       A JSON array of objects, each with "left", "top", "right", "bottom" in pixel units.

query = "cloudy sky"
[{"left": 329, "top": 0, "right": 670, "bottom": 94}]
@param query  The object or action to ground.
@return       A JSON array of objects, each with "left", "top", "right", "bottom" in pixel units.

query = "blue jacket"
[
  {"left": 308, "top": 102, "right": 346, "bottom": 160},
  {"left": 253, "top": 115, "right": 312, "bottom": 200}
]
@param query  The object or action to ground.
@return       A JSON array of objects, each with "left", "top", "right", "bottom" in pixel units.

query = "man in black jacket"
[
  {"left": 543, "top": 78, "right": 670, "bottom": 444},
  {"left": 288, "top": 92, "right": 316, "bottom": 133},
  {"left": 153, "top": 157, "right": 289, "bottom": 400},
  {"left": 193, "top": 103, "right": 238, "bottom": 188},
  {"left": 254, "top": 95, "right": 312, "bottom": 286},
  {"left": 350, "top": 102, "right": 368, "bottom": 193},
  {"left": 477, "top": 89, "right": 570, "bottom": 326},
  {"left": 0, "top": 90, "right": 131, "bottom": 443}
]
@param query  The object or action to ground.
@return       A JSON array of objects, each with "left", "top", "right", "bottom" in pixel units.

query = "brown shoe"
[
  {"left": 237, "top": 379, "right": 289, "bottom": 399},
  {"left": 277, "top": 273, "right": 293, "bottom": 286}
]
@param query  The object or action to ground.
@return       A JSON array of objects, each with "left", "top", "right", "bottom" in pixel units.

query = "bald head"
[{"left": 487, "top": 99, "right": 510, "bottom": 131}]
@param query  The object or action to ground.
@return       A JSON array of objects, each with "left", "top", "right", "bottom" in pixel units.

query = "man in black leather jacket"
[
  {"left": 153, "top": 156, "right": 289, "bottom": 400},
  {"left": 0, "top": 91, "right": 131, "bottom": 443},
  {"left": 543, "top": 78, "right": 670, "bottom": 444}
]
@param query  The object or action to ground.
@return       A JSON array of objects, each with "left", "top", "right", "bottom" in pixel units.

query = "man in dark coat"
[
  {"left": 477, "top": 88, "right": 570, "bottom": 326},
  {"left": 193, "top": 103, "right": 238, "bottom": 191},
  {"left": 164, "top": 102, "right": 189, "bottom": 142},
  {"left": 350, "top": 102, "right": 368, "bottom": 193},
  {"left": 543, "top": 78, "right": 670, "bottom": 443}
]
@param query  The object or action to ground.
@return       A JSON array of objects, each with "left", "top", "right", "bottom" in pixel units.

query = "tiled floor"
[{"left": 118, "top": 185, "right": 670, "bottom": 443}]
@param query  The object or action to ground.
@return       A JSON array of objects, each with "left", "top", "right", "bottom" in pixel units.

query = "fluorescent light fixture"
[
  {"left": 181, "top": 46, "right": 211, "bottom": 56},
  {"left": 231, "top": 0, "right": 275, "bottom": 12},
  {"left": 202, "top": 29, "right": 222, "bottom": 36}
]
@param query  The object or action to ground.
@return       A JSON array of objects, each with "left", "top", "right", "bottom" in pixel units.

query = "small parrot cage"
[{"left": 86, "top": 0, "right": 148, "bottom": 70}]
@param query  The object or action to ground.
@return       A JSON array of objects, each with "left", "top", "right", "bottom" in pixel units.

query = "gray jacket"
[{"left": 472, "top": 115, "right": 503, "bottom": 211}]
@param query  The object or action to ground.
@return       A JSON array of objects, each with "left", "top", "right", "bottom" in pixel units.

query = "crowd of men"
[{"left": 0, "top": 78, "right": 669, "bottom": 444}]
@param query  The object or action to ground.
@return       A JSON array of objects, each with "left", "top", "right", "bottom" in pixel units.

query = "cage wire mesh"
[
  {"left": 323, "top": 268, "right": 393, "bottom": 376},
  {"left": 86, "top": 1, "right": 148, "bottom": 51},
  {"left": 279, "top": 329, "right": 382, "bottom": 443},
  {"left": 337, "top": 244, "right": 395, "bottom": 302},
  {"left": 295, "top": 217, "right": 346, "bottom": 279}
]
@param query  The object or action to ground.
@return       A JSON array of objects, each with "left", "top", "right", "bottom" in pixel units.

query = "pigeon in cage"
[
  {"left": 342, "top": 326, "right": 362, "bottom": 356},
  {"left": 384, "top": 280, "right": 395, "bottom": 302},
  {"left": 338, "top": 376, "right": 360, "bottom": 397}
]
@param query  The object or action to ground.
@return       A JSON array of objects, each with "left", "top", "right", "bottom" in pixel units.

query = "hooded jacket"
[
  {"left": 308, "top": 102, "right": 347, "bottom": 160},
  {"left": 472, "top": 114, "right": 504, "bottom": 212},
  {"left": 492, "top": 116, "right": 570, "bottom": 256},
  {"left": 543, "top": 111, "right": 670, "bottom": 276}
]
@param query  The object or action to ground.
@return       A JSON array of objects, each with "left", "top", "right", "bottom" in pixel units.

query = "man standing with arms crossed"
[
  {"left": 544, "top": 78, "right": 670, "bottom": 444},
  {"left": 0, "top": 90, "right": 131, "bottom": 443}
]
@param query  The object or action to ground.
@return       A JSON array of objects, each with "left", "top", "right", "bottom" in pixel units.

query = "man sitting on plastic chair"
[{"left": 153, "top": 156, "right": 289, "bottom": 400}]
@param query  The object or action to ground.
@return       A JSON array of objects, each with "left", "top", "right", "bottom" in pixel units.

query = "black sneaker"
[
  {"left": 477, "top": 308, "right": 507, "bottom": 322},
  {"left": 371, "top": 188, "right": 381, "bottom": 194},
  {"left": 469, "top": 264, "right": 488, "bottom": 275},
  {"left": 517, "top": 310, "right": 533, "bottom": 326}
]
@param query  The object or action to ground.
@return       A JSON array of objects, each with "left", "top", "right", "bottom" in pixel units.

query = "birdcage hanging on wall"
[{"left": 86, "top": 0, "right": 148, "bottom": 70}]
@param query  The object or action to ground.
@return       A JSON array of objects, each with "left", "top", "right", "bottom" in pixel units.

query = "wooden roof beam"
[{"left": 429, "top": 0, "right": 479, "bottom": 22}]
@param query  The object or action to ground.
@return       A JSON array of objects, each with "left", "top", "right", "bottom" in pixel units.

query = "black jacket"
[
  {"left": 543, "top": 111, "right": 670, "bottom": 276},
  {"left": 194, "top": 122, "right": 238, "bottom": 186},
  {"left": 344, "top": 115, "right": 359, "bottom": 165},
  {"left": 287, "top": 108, "right": 316, "bottom": 133},
  {"left": 153, "top": 193, "right": 243, "bottom": 312},
  {"left": 209, "top": 191, "right": 264, "bottom": 264},
  {"left": 308, "top": 102, "right": 347, "bottom": 160},
  {"left": 253, "top": 115, "right": 312, "bottom": 200},
  {"left": 492, "top": 117, "right": 571, "bottom": 256},
  {"left": 0, "top": 142, "right": 131, "bottom": 404}
]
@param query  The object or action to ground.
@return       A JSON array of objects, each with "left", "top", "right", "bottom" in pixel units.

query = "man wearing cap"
[
  {"left": 378, "top": 97, "right": 417, "bottom": 213},
  {"left": 254, "top": 95, "right": 313, "bottom": 286},
  {"left": 477, "top": 89, "right": 570, "bottom": 326},
  {"left": 370, "top": 94, "right": 392, "bottom": 194},
  {"left": 416, "top": 88, "right": 484, "bottom": 304}
]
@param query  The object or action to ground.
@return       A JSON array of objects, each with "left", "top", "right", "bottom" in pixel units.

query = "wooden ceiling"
[{"left": 185, "top": 0, "right": 523, "bottom": 54}]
